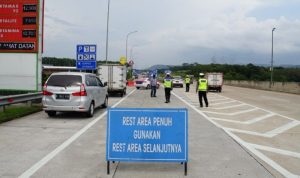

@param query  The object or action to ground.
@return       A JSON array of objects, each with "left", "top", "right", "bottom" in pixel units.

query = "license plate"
[{"left": 56, "top": 94, "right": 70, "bottom": 100}]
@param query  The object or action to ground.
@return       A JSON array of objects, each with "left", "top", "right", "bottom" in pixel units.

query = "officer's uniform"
[
  {"left": 197, "top": 76, "right": 208, "bottom": 107},
  {"left": 185, "top": 77, "right": 190, "bottom": 92},
  {"left": 164, "top": 76, "right": 173, "bottom": 103}
]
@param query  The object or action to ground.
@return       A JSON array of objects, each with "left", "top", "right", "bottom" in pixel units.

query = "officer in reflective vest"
[
  {"left": 185, "top": 75, "right": 191, "bottom": 92},
  {"left": 196, "top": 73, "right": 208, "bottom": 107},
  {"left": 164, "top": 73, "right": 173, "bottom": 103}
]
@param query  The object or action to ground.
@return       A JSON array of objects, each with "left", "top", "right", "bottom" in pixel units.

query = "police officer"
[
  {"left": 196, "top": 73, "right": 208, "bottom": 107},
  {"left": 185, "top": 75, "right": 191, "bottom": 92},
  {"left": 164, "top": 73, "right": 173, "bottom": 103}
]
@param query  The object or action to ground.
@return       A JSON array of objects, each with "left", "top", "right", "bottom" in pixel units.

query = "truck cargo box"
[
  {"left": 97, "top": 64, "right": 127, "bottom": 96},
  {"left": 207, "top": 72, "right": 223, "bottom": 92}
]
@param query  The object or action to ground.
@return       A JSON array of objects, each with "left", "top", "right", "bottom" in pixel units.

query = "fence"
[
  {"left": 0, "top": 92, "right": 42, "bottom": 111},
  {"left": 224, "top": 80, "right": 300, "bottom": 95}
]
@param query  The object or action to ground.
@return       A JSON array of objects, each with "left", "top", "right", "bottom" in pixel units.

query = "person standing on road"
[
  {"left": 196, "top": 73, "right": 209, "bottom": 107},
  {"left": 164, "top": 73, "right": 173, "bottom": 103},
  {"left": 150, "top": 74, "right": 157, "bottom": 97},
  {"left": 185, "top": 75, "right": 191, "bottom": 92}
]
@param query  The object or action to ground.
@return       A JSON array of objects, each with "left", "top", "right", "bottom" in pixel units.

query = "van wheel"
[
  {"left": 87, "top": 102, "right": 94, "bottom": 117},
  {"left": 46, "top": 111, "right": 56, "bottom": 117},
  {"left": 146, "top": 85, "right": 150, "bottom": 89},
  {"left": 102, "top": 96, "right": 108, "bottom": 108},
  {"left": 123, "top": 89, "right": 126, "bottom": 95}
]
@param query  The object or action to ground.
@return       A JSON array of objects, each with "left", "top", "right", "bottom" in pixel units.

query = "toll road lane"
[
  {"left": 172, "top": 84, "right": 300, "bottom": 178},
  {"left": 0, "top": 88, "right": 135, "bottom": 178},
  {"left": 12, "top": 86, "right": 272, "bottom": 178}
]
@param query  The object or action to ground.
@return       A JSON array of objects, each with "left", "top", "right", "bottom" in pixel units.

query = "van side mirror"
[{"left": 104, "top": 82, "right": 108, "bottom": 87}]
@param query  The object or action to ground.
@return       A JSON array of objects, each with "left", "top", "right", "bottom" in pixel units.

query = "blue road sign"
[
  {"left": 149, "top": 69, "right": 157, "bottom": 77},
  {"left": 76, "top": 44, "right": 97, "bottom": 70},
  {"left": 106, "top": 108, "right": 188, "bottom": 162}
]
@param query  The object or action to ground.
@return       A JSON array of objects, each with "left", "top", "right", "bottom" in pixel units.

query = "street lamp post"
[
  {"left": 130, "top": 46, "right": 136, "bottom": 61},
  {"left": 105, "top": 0, "right": 111, "bottom": 64},
  {"left": 270, "top": 27, "right": 276, "bottom": 88},
  {"left": 126, "top": 31, "right": 138, "bottom": 62}
]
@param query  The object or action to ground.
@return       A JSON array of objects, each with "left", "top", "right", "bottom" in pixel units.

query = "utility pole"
[
  {"left": 270, "top": 27, "right": 276, "bottom": 88},
  {"left": 105, "top": 0, "right": 110, "bottom": 64}
]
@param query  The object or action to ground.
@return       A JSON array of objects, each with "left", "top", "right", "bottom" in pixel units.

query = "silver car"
[
  {"left": 42, "top": 72, "right": 108, "bottom": 117},
  {"left": 172, "top": 76, "right": 184, "bottom": 88}
]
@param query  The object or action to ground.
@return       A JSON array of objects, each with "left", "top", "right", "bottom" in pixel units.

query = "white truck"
[
  {"left": 207, "top": 72, "right": 223, "bottom": 92},
  {"left": 97, "top": 64, "right": 127, "bottom": 97}
]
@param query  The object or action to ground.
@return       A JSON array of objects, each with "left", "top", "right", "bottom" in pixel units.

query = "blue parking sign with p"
[
  {"left": 76, "top": 44, "right": 97, "bottom": 70},
  {"left": 77, "top": 45, "right": 84, "bottom": 53}
]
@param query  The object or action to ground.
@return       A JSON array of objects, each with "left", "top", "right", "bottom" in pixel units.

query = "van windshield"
[{"left": 47, "top": 75, "right": 82, "bottom": 87}]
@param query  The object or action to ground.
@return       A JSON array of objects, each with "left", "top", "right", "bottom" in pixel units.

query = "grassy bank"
[{"left": 0, "top": 105, "right": 43, "bottom": 124}]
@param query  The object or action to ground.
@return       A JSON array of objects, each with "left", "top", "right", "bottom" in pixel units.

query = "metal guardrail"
[{"left": 0, "top": 92, "right": 43, "bottom": 108}]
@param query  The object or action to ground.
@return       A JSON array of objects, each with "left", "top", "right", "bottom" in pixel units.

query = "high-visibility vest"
[
  {"left": 185, "top": 78, "right": 190, "bottom": 84},
  {"left": 164, "top": 79, "right": 172, "bottom": 88},
  {"left": 198, "top": 79, "right": 208, "bottom": 91}
]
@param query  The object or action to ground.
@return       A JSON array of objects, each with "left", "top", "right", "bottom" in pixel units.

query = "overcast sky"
[{"left": 43, "top": 0, "right": 300, "bottom": 69}]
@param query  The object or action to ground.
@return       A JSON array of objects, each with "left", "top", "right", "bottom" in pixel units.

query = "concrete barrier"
[{"left": 224, "top": 80, "right": 300, "bottom": 95}]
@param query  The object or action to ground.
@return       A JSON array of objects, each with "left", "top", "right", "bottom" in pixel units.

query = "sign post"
[
  {"left": 106, "top": 108, "right": 188, "bottom": 175},
  {"left": 76, "top": 44, "right": 97, "bottom": 70}
]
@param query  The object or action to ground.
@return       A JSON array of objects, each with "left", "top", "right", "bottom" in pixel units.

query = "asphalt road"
[{"left": 0, "top": 85, "right": 299, "bottom": 178}]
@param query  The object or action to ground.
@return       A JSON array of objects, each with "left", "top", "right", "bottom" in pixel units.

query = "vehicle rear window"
[{"left": 47, "top": 75, "right": 82, "bottom": 87}]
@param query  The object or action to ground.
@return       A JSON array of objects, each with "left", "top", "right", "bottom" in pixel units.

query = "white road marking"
[
  {"left": 213, "top": 103, "right": 246, "bottom": 110},
  {"left": 210, "top": 113, "right": 275, "bottom": 124},
  {"left": 172, "top": 91, "right": 300, "bottom": 178},
  {"left": 265, "top": 120, "right": 300, "bottom": 137},
  {"left": 224, "top": 127, "right": 273, "bottom": 137},
  {"left": 203, "top": 108, "right": 258, "bottom": 116},
  {"left": 227, "top": 131, "right": 300, "bottom": 178},
  {"left": 246, "top": 113, "right": 275, "bottom": 124},
  {"left": 18, "top": 89, "right": 136, "bottom": 178},
  {"left": 210, "top": 117, "right": 248, "bottom": 124},
  {"left": 249, "top": 143, "right": 300, "bottom": 159},
  {"left": 210, "top": 100, "right": 237, "bottom": 106},
  {"left": 218, "top": 95, "right": 298, "bottom": 122},
  {"left": 225, "top": 120, "right": 300, "bottom": 138},
  {"left": 210, "top": 98, "right": 229, "bottom": 102},
  {"left": 207, "top": 96, "right": 225, "bottom": 100}
]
